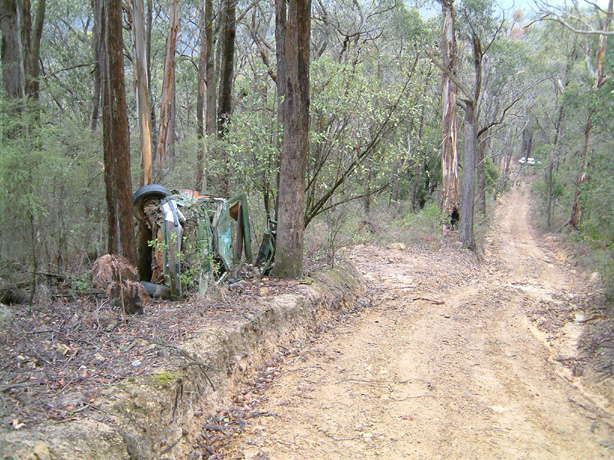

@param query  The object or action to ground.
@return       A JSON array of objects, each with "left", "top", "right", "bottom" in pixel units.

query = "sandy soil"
[{"left": 219, "top": 183, "right": 614, "bottom": 460}]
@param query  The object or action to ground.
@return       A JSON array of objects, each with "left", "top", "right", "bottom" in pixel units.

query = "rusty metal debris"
[{"left": 133, "top": 185, "right": 275, "bottom": 299}]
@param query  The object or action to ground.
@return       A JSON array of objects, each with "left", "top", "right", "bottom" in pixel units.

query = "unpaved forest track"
[{"left": 220, "top": 183, "right": 614, "bottom": 460}]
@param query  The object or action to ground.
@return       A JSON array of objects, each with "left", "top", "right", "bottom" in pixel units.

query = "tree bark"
[
  {"left": 23, "top": 0, "right": 45, "bottom": 100},
  {"left": 459, "top": 101, "right": 476, "bottom": 250},
  {"left": 217, "top": 0, "right": 237, "bottom": 195},
  {"left": 521, "top": 127, "right": 532, "bottom": 163},
  {"left": 0, "top": 0, "right": 25, "bottom": 101},
  {"left": 195, "top": 3, "right": 208, "bottom": 190},
  {"left": 132, "top": 0, "right": 153, "bottom": 186},
  {"left": 458, "top": 31, "right": 483, "bottom": 250},
  {"left": 91, "top": 0, "right": 102, "bottom": 132},
  {"left": 99, "top": 0, "right": 136, "bottom": 264},
  {"left": 156, "top": 0, "right": 180, "bottom": 171},
  {"left": 476, "top": 135, "right": 486, "bottom": 215},
  {"left": 438, "top": 0, "right": 460, "bottom": 227},
  {"left": 205, "top": 0, "right": 216, "bottom": 140},
  {"left": 146, "top": 0, "right": 156, "bottom": 139},
  {"left": 218, "top": 0, "right": 236, "bottom": 135},
  {"left": 272, "top": 0, "right": 311, "bottom": 278},
  {"left": 274, "top": 0, "right": 287, "bottom": 218}
]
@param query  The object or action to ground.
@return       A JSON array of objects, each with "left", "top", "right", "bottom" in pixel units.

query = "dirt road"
[{"left": 220, "top": 184, "right": 614, "bottom": 459}]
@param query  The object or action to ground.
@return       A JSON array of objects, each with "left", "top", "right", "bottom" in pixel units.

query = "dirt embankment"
[
  {"left": 0, "top": 265, "right": 365, "bottom": 459},
  {"left": 219, "top": 184, "right": 614, "bottom": 459}
]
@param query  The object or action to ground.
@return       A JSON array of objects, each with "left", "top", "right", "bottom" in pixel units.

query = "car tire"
[{"left": 133, "top": 184, "right": 172, "bottom": 220}]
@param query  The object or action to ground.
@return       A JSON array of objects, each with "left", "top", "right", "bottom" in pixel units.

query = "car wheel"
[{"left": 133, "top": 184, "right": 172, "bottom": 220}]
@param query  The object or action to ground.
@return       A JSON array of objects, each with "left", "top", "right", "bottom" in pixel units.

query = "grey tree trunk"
[
  {"left": 459, "top": 101, "right": 476, "bottom": 250},
  {"left": 476, "top": 136, "right": 487, "bottom": 215}
]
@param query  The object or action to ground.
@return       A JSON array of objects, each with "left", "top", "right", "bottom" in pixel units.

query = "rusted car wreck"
[{"left": 133, "top": 185, "right": 275, "bottom": 298}]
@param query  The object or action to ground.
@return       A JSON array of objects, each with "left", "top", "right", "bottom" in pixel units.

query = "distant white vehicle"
[{"left": 519, "top": 157, "right": 536, "bottom": 165}]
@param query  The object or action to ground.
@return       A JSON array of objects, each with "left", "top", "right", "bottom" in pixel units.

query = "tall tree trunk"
[
  {"left": 272, "top": 0, "right": 311, "bottom": 278},
  {"left": 0, "top": 0, "right": 25, "bottom": 101},
  {"left": 439, "top": 0, "right": 460, "bottom": 227},
  {"left": 23, "top": 0, "right": 45, "bottom": 100},
  {"left": 274, "top": 0, "right": 287, "bottom": 218},
  {"left": 569, "top": 117, "right": 592, "bottom": 227},
  {"left": 546, "top": 157, "right": 554, "bottom": 227},
  {"left": 570, "top": 0, "right": 612, "bottom": 228},
  {"left": 91, "top": 0, "right": 102, "bottom": 132},
  {"left": 195, "top": 3, "right": 207, "bottom": 190},
  {"left": 205, "top": 0, "right": 216, "bottom": 138},
  {"left": 146, "top": 0, "right": 156, "bottom": 139},
  {"left": 99, "top": 0, "right": 136, "bottom": 264},
  {"left": 521, "top": 126, "right": 532, "bottom": 164},
  {"left": 218, "top": 0, "right": 236, "bottom": 134},
  {"left": 458, "top": 33, "right": 483, "bottom": 250},
  {"left": 476, "top": 135, "right": 486, "bottom": 215},
  {"left": 132, "top": 0, "right": 153, "bottom": 186},
  {"left": 217, "top": 0, "right": 236, "bottom": 195},
  {"left": 156, "top": 0, "right": 180, "bottom": 172},
  {"left": 131, "top": 0, "right": 154, "bottom": 281},
  {"left": 459, "top": 101, "right": 476, "bottom": 250},
  {"left": 196, "top": 0, "right": 216, "bottom": 191}
]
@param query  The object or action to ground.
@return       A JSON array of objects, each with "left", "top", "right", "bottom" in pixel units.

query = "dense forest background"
[{"left": 0, "top": 0, "right": 612, "bottom": 298}]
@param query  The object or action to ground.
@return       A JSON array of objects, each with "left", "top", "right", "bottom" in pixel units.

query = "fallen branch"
[
  {"left": 412, "top": 297, "right": 445, "bottom": 305},
  {"left": 0, "top": 383, "right": 39, "bottom": 393}
]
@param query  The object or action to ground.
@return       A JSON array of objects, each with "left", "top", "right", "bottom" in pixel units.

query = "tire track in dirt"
[{"left": 219, "top": 185, "right": 614, "bottom": 459}]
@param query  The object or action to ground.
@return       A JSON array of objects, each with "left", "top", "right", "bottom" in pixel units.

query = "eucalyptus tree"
[
  {"left": 98, "top": 0, "right": 136, "bottom": 264},
  {"left": 130, "top": 0, "right": 154, "bottom": 187},
  {"left": 430, "top": 0, "right": 506, "bottom": 249},
  {"left": 272, "top": 0, "right": 311, "bottom": 278},
  {"left": 436, "top": 0, "right": 460, "bottom": 229}
]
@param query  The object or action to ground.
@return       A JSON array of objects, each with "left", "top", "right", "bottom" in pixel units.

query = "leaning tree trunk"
[
  {"left": 99, "top": 0, "right": 136, "bottom": 264},
  {"left": 439, "top": 0, "right": 460, "bottom": 227},
  {"left": 272, "top": 0, "right": 311, "bottom": 278}
]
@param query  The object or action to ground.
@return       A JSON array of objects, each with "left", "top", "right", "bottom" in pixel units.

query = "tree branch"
[
  {"left": 530, "top": 13, "right": 614, "bottom": 35},
  {"left": 425, "top": 49, "right": 472, "bottom": 100}
]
